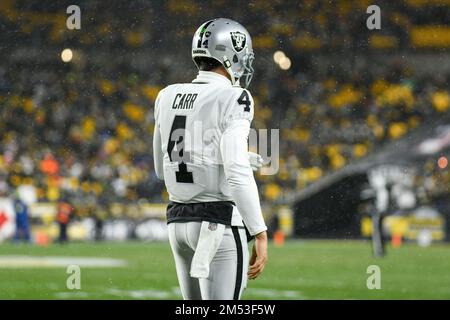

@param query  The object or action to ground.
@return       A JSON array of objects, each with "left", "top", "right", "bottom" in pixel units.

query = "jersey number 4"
[
  {"left": 167, "top": 115, "right": 194, "bottom": 183},
  {"left": 238, "top": 90, "right": 251, "bottom": 112}
]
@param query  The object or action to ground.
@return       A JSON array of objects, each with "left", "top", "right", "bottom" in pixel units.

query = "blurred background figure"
[
  {"left": 364, "top": 165, "right": 417, "bottom": 257},
  {"left": 56, "top": 196, "right": 73, "bottom": 243},
  {"left": 13, "top": 192, "right": 31, "bottom": 243}
]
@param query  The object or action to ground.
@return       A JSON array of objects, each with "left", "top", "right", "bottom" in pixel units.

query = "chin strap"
[{"left": 223, "top": 55, "right": 240, "bottom": 86}]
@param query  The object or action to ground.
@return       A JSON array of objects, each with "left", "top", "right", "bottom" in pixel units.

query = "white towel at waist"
[{"left": 190, "top": 221, "right": 226, "bottom": 279}]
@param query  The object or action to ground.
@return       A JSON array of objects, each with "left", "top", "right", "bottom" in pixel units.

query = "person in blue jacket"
[{"left": 13, "top": 195, "right": 31, "bottom": 243}]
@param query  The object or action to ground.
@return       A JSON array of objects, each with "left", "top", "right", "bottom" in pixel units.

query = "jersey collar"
[{"left": 192, "top": 71, "right": 232, "bottom": 86}]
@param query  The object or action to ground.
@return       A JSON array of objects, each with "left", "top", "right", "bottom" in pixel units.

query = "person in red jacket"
[{"left": 56, "top": 198, "right": 73, "bottom": 243}]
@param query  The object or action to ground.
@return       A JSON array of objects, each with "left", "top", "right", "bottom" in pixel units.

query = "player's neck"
[{"left": 210, "top": 67, "right": 231, "bottom": 81}]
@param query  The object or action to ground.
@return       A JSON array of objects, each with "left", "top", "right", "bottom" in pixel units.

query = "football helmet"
[{"left": 192, "top": 18, "right": 255, "bottom": 88}]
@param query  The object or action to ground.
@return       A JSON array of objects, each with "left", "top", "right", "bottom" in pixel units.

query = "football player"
[{"left": 153, "top": 18, "right": 268, "bottom": 300}]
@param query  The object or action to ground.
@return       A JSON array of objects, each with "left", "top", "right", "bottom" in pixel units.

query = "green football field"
[{"left": 0, "top": 240, "right": 450, "bottom": 299}]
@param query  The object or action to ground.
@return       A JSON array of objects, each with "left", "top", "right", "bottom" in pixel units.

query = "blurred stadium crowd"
[{"left": 0, "top": 0, "right": 449, "bottom": 219}]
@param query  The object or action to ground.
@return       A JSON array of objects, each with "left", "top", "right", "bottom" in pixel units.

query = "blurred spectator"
[
  {"left": 13, "top": 195, "right": 31, "bottom": 243},
  {"left": 56, "top": 198, "right": 73, "bottom": 243}
]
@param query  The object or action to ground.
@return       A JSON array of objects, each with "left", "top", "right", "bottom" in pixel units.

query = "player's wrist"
[{"left": 254, "top": 230, "right": 267, "bottom": 240}]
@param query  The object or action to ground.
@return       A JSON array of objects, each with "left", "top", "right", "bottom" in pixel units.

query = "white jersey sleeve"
[
  {"left": 220, "top": 88, "right": 254, "bottom": 131},
  {"left": 220, "top": 89, "right": 267, "bottom": 236},
  {"left": 153, "top": 91, "right": 164, "bottom": 180}
]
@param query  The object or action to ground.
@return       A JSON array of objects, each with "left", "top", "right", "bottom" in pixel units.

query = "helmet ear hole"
[{"left": 233, "top": 55, "right": 238, "bottom": 63}]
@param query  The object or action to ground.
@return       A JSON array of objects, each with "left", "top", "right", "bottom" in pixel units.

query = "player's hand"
[
  {"left": 248, "top": 152, "right": 263, "bottom": 171},
  {"left": 248, "top": 231, "right": 267, "bottom": 280}
]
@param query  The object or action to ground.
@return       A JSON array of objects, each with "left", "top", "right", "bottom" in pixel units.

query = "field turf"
[{"left": 0, "top": 240, "right": 450, "bottom": 299}]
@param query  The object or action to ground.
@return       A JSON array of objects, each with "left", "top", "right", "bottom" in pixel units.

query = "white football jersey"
[
  {"left": 154, "top": 71, "right": 267, "bottom": 235},
  {"left": 154, "top": 71, "right": 253, "bottom": 203}
]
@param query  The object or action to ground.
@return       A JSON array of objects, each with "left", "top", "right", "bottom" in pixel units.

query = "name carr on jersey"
[{"left": 172, "top": 93, "right": 198, "bottom": 110}]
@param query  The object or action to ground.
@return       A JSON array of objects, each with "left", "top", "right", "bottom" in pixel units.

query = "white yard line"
[
  {"left": 0, "top": 256, "right": 127, "bottom": 268},
  {"left": 245, "top": 288, "right": 306, "bottom": 299}
]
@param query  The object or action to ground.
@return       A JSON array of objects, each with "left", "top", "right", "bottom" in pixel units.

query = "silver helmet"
[{"left": 192, "top": 18, "right": 255, "bottom": 88}]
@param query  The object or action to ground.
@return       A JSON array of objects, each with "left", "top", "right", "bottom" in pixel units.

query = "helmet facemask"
[
  {"left": 222, "top": 49, "right": 255, "bottom": 88},
  {"left": 241, "top": 50, "right": 255, "bottom": 89}
]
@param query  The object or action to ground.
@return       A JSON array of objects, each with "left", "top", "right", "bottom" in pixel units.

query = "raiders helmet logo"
[{"left": 230, "top": 31, "right": 246, "bottom": 52}]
